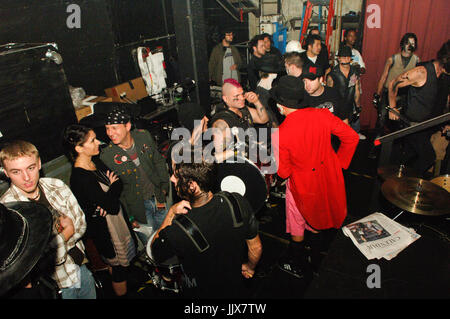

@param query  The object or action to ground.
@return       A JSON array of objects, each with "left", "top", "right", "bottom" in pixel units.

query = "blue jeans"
[
  {"left": 135, "top": 198, "right": 168, "bottom": 246},
  {"left": 60, "top": 264, "right": 96, "bottom": 299},
  {"left": 351, "top": 116, "right": 361, "bottom": 133}
]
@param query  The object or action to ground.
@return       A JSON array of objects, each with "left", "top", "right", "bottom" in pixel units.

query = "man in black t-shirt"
[
  {"left": 151, "top": 151, "right": 262, "bottom": 298},
  {"left": 302, "top": 65, "right": 347, "bottom": 121},
  {"left": 301, "top": 34, "right": 330, "bottom": 78},
  {"left": 247, "top": 34, "right": 267, "bottom": 90}
]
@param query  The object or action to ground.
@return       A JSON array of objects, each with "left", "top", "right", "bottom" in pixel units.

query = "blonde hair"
[{"left": 0, "top": 140, "right": 39, "bottom": 167}]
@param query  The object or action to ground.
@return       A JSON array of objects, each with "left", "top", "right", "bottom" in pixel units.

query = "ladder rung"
[{"left": 306, "top": 0, "right": 330, "bottom": 6}]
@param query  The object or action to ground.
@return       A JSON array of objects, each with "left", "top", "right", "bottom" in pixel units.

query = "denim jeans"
[
  {"left": 351, "top": 116, "right": 361, "bottom": 133},
  {"left": 135, "top": 198, "right": 168, "bottom": 246},
  {"left": 60, "top": 264, "right": 96, "bottom": 299}
]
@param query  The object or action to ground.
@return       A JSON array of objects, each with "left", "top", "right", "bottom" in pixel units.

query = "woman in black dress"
[{"left": 63, "top": 124, "right": 136, "bottom": 298}]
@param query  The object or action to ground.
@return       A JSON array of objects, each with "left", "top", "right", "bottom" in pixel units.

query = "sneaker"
[
  {"left": 358, "top": 133, "right": 366, "bottom": 140},
  {"left": 278, "top": 260, "right": 304, "bottom": 279}
]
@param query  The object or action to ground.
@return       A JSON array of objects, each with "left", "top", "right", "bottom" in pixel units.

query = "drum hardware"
[
  {"left": 377, "top": 164, "right": 418, "bottom": 180},
  {"left": 143, "top": 232, "right": 184, "bottom": 294},
  {"left": 119, "top": 92, "right": 138, "bottom": 104},
  {"left": 157, "top": 78, "right": 196, "bottom": 107},
  {"left": 381, "top": 177, "right": 450, "bottom": 216},
  {"left": 430, "top": 175, "right": 450, "bottom": 193}
]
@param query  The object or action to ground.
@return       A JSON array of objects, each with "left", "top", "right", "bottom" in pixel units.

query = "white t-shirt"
[{"left": 222, "top": 47, "right": 238, "bottom": 82}]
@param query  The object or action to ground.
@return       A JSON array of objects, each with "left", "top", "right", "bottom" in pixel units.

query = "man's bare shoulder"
[{"left": 212, "top": 118, "right": 229, "bottom": 129}]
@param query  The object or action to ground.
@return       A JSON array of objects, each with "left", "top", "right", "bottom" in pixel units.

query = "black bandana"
[{"left": 105, "top": 108, "right": 130, "bottom": 125}]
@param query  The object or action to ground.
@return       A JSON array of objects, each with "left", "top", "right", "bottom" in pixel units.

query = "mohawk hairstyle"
[{"left": 223, "top": 78, "right": 242, "bottom": 88}]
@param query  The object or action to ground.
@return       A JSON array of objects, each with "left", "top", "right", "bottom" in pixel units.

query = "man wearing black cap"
[
  {"left": 270, "top": 75, "right": 358, "bottom": 278},
  {"left": 327, "top": 45, "right": 365, "bottom": 139},
  {"left": 100, "top": 107, "right": 170, "bottom": 246},
  {"left": 208, "top": 31, "right": 243, "bottom": 85},
  {"left": 302, "top": 65, "right": 346, "bottom": 122}
]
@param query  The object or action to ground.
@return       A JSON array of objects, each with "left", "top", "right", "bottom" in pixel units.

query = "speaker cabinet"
[{"left": 0, "top": 43, "right": 77, "bottom": 163}]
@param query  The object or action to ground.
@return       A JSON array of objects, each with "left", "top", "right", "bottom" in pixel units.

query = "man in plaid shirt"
[{"left": 0, "top": 140, "right": 96, "bottom": 299}]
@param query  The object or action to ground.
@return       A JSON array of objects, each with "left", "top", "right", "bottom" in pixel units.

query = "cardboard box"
[
  {"left": 75, "top": 96, "right": 113, "bottom": 121},
  {"left": 104, "top": 77, "right": 148, "bottom": 102}
]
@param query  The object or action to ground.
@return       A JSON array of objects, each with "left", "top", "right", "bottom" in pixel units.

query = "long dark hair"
[
  {"left": 62, "top": 124, "right": 92, "bottom": 162},
  {"left": 400, "top": 33, "right": 418, "bottom": 51}
]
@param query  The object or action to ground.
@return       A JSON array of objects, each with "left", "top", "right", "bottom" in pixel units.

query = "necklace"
[
  {"left": 29, "top": 188, "right": 40, "bottom": 201},
  {"left": 192, "top": 191, "right": 213, "bottom": 208}
]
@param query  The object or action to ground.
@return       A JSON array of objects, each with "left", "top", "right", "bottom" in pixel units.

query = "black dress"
[{"left": 70, "top": 158, "right": 136, "bottom": 265}]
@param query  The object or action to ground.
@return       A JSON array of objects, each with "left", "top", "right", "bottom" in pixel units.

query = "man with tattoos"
[
  {"left": 387, "top": 40, "right": 450, "bottom": 176},
  {"left": 209, "top": 78, "right": 270, "bottom": 162}
]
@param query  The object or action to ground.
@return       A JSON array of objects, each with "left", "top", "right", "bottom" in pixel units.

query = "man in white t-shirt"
[{"left": 208, "top": 31, "right": 243, "bottom": 85}]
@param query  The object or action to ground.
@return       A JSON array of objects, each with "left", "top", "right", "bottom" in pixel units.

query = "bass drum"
[{"left": 215, "top": 156, "right": 268, "bottom": 213}]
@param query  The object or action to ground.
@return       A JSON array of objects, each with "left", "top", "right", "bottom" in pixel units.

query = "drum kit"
[
  {"left": 378, "top": 164, "right": 450, "bottom": 217},
  {"left": 142, "top": 231, "right": 184, "bottom": 294},
  {"left": 214, "top": 139, "right": 276, "bottom": 214}
]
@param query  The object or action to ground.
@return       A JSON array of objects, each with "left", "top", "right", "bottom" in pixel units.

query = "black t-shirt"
[
  {"left": 303, "top": 86, "right": 347, "bottom": 120},
  {"left": 301, "top": 51, "right": 328, "bottom": 75},
  {"left": 152, "top": 193, "right": 258, "bottom": 298},
  {"left": 247, "top": 55, "right": 263, "bottom": 90}
]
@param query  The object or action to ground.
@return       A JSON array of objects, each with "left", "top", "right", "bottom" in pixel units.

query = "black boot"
[
  {"left": 304, "top": 230, "right": 337, "bottom": 275},
  {"left": 278, "top": 240, "right": 308, "bottom": 279}
]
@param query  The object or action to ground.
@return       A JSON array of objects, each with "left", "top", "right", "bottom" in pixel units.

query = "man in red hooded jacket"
[{"left": 271, "top": 75, "right": 359, "bottom": 278}]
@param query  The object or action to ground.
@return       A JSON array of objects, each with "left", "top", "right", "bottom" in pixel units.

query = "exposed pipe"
[
  {"left": 215, "top": 0, "right": 240, "bottom": 22},
  {"left": 186, "top": 0, "right": 201, "bottom": 104}
]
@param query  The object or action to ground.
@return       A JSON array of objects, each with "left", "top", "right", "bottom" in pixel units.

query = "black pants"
[{"left": 402, "top": 128, "right": 436, "bottom": 176}]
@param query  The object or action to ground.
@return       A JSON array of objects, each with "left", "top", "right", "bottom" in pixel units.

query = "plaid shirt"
[{"left": 0, "top": 177, "right": 87, "bottom": 289}]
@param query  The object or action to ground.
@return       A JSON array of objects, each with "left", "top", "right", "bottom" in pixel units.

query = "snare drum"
[
  {"left": 215, "top": 156, "right": 268, "bottom": 213},
  {"left": 145, "top": 232, "right": 183, "bottom": 280}
]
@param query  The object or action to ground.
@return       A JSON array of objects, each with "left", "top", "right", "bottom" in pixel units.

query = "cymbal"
[
  {"left": 377, "top": 164, "right": 418, "bottom": 180},
  {"left": 430, "top": 175, "right": 450, "bottom": 193},
  {"left": 381, "top": 177, "right": 450, "bottom": 216}
]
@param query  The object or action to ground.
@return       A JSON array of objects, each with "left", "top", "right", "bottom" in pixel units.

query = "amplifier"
[{"left": 0, "top": 43, "right": 77, "bottom": 163}]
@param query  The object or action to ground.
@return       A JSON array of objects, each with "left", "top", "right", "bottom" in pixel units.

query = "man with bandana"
[{"left": 100, "top": 107, "right": 170, "bottom": 245}]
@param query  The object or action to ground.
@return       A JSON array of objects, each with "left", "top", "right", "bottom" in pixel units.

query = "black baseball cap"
[{"left": 301, "top": 65, "right": 324, "bottom": 80}]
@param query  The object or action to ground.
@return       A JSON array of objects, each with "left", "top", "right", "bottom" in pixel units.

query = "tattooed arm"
[
  {"left": 212, "top": 119, "right": 234, "bottom": 162},
  {"left": 387, "top": 66, "right": 427, "bottom": 120},
  {"left": 245, "top": 91, "right": 269, "bottom": 124}
]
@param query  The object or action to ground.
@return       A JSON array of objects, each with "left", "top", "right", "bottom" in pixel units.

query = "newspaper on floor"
[{"left": 342, "top": 212, "right": 421, "bottom": 260}]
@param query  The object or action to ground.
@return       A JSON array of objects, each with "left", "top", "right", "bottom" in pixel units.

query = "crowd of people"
[{"left": 0, "top": 28, "right": 449, "bottom": 299}]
